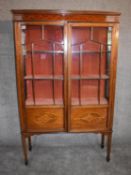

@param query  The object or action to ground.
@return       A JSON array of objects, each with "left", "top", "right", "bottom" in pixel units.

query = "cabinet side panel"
[
  {"left": 14, "top": 22, "right": 26, "bottom": 131},
  {"left": 108, "top": 24, "right": 119, "bottom": 130}
]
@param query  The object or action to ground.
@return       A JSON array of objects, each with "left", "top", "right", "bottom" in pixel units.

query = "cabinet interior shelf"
[
  {"left": 25, "top": 50, "right": 111, "bottom": 55},
  {"left": 24, "top": 75, "right": 64, "bottom": 80},
  {"left": 71, "top": 97, "right": 108, "bottom": 105},
  {"left": 72, "top": 51, "right": 111, "bottom": 54},
  {"left": 26, "top": 50, "right": 64, "bottom": 54},
  {"left": 24, "top": 75, "right": 109, "bottom": 80},
  {"left": 24, "top": 74, "right": 109, "bottom": 80},
  {"left": 25, "top": 97, "right": 108, "bottom": 106},
  {"left": 71, "top": 75, "right": 109, "bottom": 80}
]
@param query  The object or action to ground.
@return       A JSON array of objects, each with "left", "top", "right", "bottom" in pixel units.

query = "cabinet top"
[
  {"left": 11, "top": 9, "right": 121, "bottom": 15},
  {"left": 11, "top": 9, "right": 121, "bottom": 23}
]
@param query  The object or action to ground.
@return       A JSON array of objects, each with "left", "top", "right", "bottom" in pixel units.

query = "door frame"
[
  {"left": 67, "top": 22, "right": 119, "bottom": 132},
  {"left": 15, "top": 21, "right": 68, "bottom": 132}
]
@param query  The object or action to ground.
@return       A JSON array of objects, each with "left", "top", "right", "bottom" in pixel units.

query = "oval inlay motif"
[
  {"left": 77, "top": 112, "right": 102, "bottom": 123},
  {"left": 33, "top": 113, "right": 57, "bottom": 126}
]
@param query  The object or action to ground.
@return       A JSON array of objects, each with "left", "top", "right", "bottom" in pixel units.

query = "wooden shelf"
[
  {"left": 71, "top": 75, "right": 109, "bottom": 80},
  {"left": 24, "top": 75, "right": 64, "bottom": 80},
  {"left": 26, "top": 98, "right": 63, "bottom": 105},
  {"left": 22, "top": 40, "right": 64, "bottom": 45},
  {"left": 71, "top": 97, "right": 108, "bottom": 105},
  {"left": 27, "top": 50, "right": 64, "bottom": 54},
  {"left": 26, "top": 97, "right": 108, "bottom": 106},
  {"left": 24, "top": 75, "right": 109, "bottom": 80},
  {"left": 26, "top": 50, "right": 111, "bottom": 55},
  {"left": 71, "top": 41, "right": 112, "bottom": 47},
  {"left": 72, "top": 51, "right": 111, "bottom": 54}
]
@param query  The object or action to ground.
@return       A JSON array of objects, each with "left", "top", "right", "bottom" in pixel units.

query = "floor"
[{"left": 0, "top": 134, "right": 131, "bottom": 175}]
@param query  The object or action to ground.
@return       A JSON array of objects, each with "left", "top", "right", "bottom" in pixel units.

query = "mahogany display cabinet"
[{"left": 12, "top": 10, "right": 120, "bottom": 165}]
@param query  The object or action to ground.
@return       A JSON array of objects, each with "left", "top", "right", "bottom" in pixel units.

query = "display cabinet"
[{"left": 12, "top": 10, "right": 120, "bottom": 165}]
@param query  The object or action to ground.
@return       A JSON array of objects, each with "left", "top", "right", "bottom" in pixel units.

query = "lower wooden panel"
[
  {"left": 70, "top": 107, "right": 108, "bottom": 131},
  {"left": 26, "top": 107, "right": 65, "bottom": 132}
]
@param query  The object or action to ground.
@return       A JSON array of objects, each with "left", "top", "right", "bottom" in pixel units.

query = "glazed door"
[
  {"left": 68, "top": 23, "right": 114, "bottom": 131},
  {"left": 20, "top": 22, "right": 67, "bottom": 132}
]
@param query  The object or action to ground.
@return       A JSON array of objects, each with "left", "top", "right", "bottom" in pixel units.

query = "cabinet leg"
[
  {"left": 101, "top": 134, "right": 105, "bottom": 148},
  {"left": 28, "top": 136, "right": 32, "bottom": 151},
  {"left": 21, "top": 135, "right": 28, "bottom": 165},
  {"left": 106, "top": 133, "right": 112, "bottom": 162}
]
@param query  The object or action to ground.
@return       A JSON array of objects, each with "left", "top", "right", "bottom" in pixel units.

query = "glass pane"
[
  {"left": 71, "top": 80, "right": 99, "bottom": 105},
  {"left": 25, "top": 80, "right": 34, "bottom": 105},
  {"left": 71, "top": 80, "right": 79, "bottom": 105},
  {"left": 25, "top": 79, "right": 64, "bottom": 105},
  {"left": 21, "top": 24, "right": 64, "bottom": 105},
  {"left": 81, "top": 80, "right": 98, "bottom": 105},
  {"left": 54, "top": 80, "right": 64, "bottom": 105},
  {"left": 82, "top": 53, "right": 99, "bottom": 77},
  {"left": 71, "top": 26, "right": 112, "bottom": 105},
  {"left": 34, "top": 80, "right": 53, "bottom": 105},
  {"left": 100, "top": 80, "right": 109, "bottom": 105}
]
